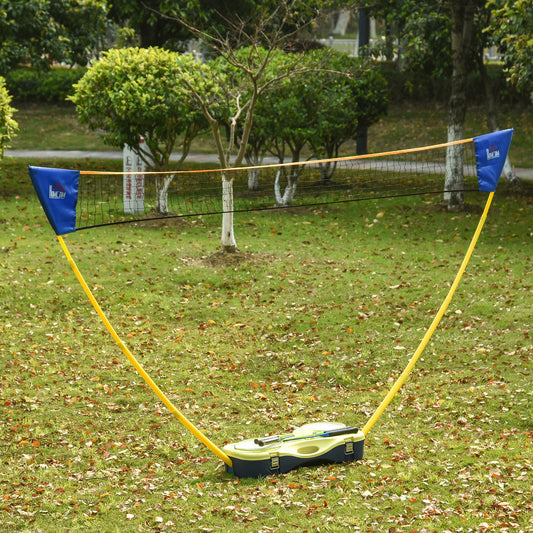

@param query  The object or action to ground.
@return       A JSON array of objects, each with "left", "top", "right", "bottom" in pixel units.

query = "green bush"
[
  {"left": 69, "top": 47, "right": 210, "bottom": 169},
  {"left": 5, "top": 68, "right": 87, "bottom": 103},
  {"left": 0, "top": 77, "right": 18, "bottom": 156}
]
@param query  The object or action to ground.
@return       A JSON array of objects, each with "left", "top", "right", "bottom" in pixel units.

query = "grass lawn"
[
  {"left": 9, "top": 103, "right": 112, "bottom": 152},
  {"left": 8, "top": 102, "right": 533, "bottom": 168},
  {"left": 367, "top": 103, "right": 532, "bottom": 169},
  {"left": 1, "top": 103, "right": 532, "bottom": 531}
]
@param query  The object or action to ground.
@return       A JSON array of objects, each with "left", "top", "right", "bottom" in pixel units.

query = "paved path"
[
  {"left": 6, "top": 149, "right": 223, "bottom": 163},
  {"left": 5, "top": 149, "right": 283, "bottom": 167},
  {"left": 6, "top": 149, "right": 533, "bottom": 180}
]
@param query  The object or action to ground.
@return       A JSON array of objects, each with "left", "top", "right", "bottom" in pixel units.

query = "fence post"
[{"left": 123, "top": 138, "right": 146, "bottom": 214}]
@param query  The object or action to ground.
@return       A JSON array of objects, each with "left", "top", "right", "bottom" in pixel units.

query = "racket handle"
[
  {"left": 254, "top": 426, "right": 359, "bottom": 447},
  {"left": 254, "top": 435, "right": 281, "bottom": 446},
  {"left": 325, "top": 426, "right": 359, "bottom": 437}
]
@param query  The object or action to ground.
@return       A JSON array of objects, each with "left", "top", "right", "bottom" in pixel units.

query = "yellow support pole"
[
  {"left": 362, "top": 191, "right": 495, "bottom": 436},
  {"left": 57, "top": 235, "right": 232, "bottom": 467}
]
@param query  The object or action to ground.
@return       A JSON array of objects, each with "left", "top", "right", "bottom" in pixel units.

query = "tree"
[
  {"left": 226, "top": 45, "right": 387, "bottom": 205},
  {"left": 487, "top": 0, "right": 533, "bottom": 103},
  {"left": 214, "top": 47, "right": 292, "bottom": 192},
  {"left": 239, "top": 48, "right": 387, "bottom": 203},
  {"left": 263, "top": 63, "right": 317, "bottom": 206},
  {"left": 69, "top": 47, "right": 209, "bottom": 214},
  {"left": 0, "top": 0, "right": 108, "bottom": 76},
  {"left": 445, "top": 0, "right": 527, "bottom": 196},
  {"left": 443, "top": 0, "right": 523, "bottom": 207},
  {"left": 0, "top": 77, "right": 18, "bottom": 158},
  {"left": 476, "top": 8, "right": 521, "bottom": 191},
  {"left": 360, "top": 0, "right": 525, "bottom": 208},
  {"left": 307, "top": 49, "right": 388, "bottom": 183},
  {"left": 444, "top": 0, "right": 479, "bottom": 211},
  {"left": 174, "top": 1, "right": 334, "bottom": 252}
]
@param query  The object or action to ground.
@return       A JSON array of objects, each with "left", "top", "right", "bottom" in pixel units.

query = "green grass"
[
  {"left": 10, "top": 103, "right": 112, "bottom": 152},
  {"left": 1, "top": 103, "right": 532, "bottom": 531},
  {"left": 9, "top": 103, "right": 218, "bottom": 154},
  {"left": 366, "top": 103, "right": 533, "bottom": 168},
  {"left": 8, "top": 102, "right": 533, "bottom": 167},
  {"left": 1, "top": 175, "right": 532, "bottom": 531}
]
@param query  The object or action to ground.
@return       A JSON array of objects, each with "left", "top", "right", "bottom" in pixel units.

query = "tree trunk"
[
  {"left": 445, "top": 129, "right": 464, "bottom": 209},
  {"left": 444, "top": 0, "right": 475, "bottom": 211},
  {"left": 245, "top": 150, "right": 263, "bottom": 191},
  {"left": 357, "top": 11, "right": 370, "bottom": 154},
  {"left": 274, "top": 167, "right": 299, "bottom": 206},
  {"left": 247, "top": 168, "right": 260, "bottom": 191},
  {"left": 155, "top": 175, "right": 174, "bottom": 215},
  {"left": 319, "top": 159, "right": 337, "bottom": 184},
  {"left": 358, "top": 9, "right": 370, "bottom": 55},
  {"left": 396, "top": 21, "right": 406, "bottom": 71},
  {"left": 221, "top": 173, "right": 238, "bottom": 252},
  {"left": 478, "top": 52, "right": 522, "bottom": 192},
  {"left": 204, "top": 115, "right": 239, "bottom": 253},
  {"left": 356, "top": 123, "right": 368, "bottom": 155}
]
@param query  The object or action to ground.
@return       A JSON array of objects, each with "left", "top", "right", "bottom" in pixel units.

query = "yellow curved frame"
[
  {"left": 57, "top": 235, "right": 232, "bottom": 467},
  {"left": 58, "top": 190, "right": 494, "bottom": 460},
  {"left": 363, "top": 191, "right": 495, "bottom": 435},
  {"left": 55, "top": 141, "right": 496, "bottom": 465}
]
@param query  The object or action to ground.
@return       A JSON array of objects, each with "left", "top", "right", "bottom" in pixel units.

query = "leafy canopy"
[
  {"left": 0, "top": 0, "right": 108, "bottom": 75},
  {"left": 238, "top": 48, "right": 388, "bottom": 163},
  {"left": 69, "top": 47, "right": 210, "bottom": 170},
  {"left": 487, "top": 0, "right": 533, "bottom": 101},
  {"left": 0, "top": 77, "right": 18, "bottom": 157},
  {"left": 108, "top": 0, "right": 345, "bottom": 48}
]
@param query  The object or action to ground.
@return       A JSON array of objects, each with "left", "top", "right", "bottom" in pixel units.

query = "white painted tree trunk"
[
  {"left": 444, "top": 124, "right": 465, "bottom": 209},
  {"left": 245, "top": 151, "right": 263, "bottom": 191},
  {"left": 155, "top": 175, "right": 174, "bottom": 214},
  {"left": 445, "top": 0, "right": 474, "bottom": 211},
  {"left": 274, "top": 168, "right": 299, "bottom": 206},
  {"left": 247, "top": 168, "right": 260, "bottom": 191},
  {"left": 221, "top": 173, "right": 237, "bottom": 252},
  {"left": 502, "top": 156, "right": 519, "bottom": 186},
  {"left": 491, "top": 128, "right": 520, "bottom": 189},
  {"left": 320, "top": 160, "right": 337, "bottom": 183}
]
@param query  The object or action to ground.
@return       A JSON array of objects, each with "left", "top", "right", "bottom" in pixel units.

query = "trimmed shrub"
[
  {"left": 5, "top": 68, "right": 87, "bottom": 103},
  {"left": 0, "top": 77, "right": 18, "bottom": 156}
]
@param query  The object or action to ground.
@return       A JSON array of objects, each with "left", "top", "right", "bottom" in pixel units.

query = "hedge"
[
  {"left": 0, "top": 76, "right": 18, "bottom": 156},
  {"left": 5, "top": 68, "right": 87, "bottom": 103},
  {"left": 4, "top": 61, "right": 529, "bottom": 107}
]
